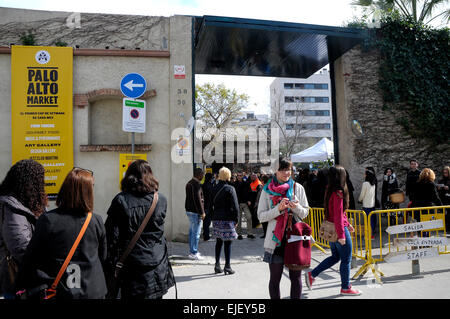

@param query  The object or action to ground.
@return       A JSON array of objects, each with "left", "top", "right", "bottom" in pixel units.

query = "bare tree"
[{"left": 271, "top": 97, "right": 315, "bottom": 158}]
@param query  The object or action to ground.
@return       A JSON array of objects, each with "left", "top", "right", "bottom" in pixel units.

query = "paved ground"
[{"left": 165, "top": 227, "right": 450, "bottom": 299}]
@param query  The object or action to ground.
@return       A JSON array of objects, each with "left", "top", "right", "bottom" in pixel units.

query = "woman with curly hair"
[
  {"left": 104, "top": 160, "right": 175, "bottom": 299},
  {"left": 0, "top": 159, "right": 47, "bottom": 299}
]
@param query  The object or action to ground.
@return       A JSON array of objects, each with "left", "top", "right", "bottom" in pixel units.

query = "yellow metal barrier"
[
  {"left": 306, "top": 205, "right": 449, "bottom": 284},
  {"left": 354, "top": 205, "right": 449, "bottom": 283},
  {"left": 305, "top": 208, "right": 370, "bottom": 260},
  {"left": 303, "top": 208, "right": 327, "bottom": 253}
]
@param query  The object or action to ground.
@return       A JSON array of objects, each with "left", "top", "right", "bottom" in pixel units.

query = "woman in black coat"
[
  {"left": 104, "top": 160, "right": 175, "bottom": 299},
  {"left": 18, "top": 167, "right": 107, "bottom": 299},
  {"left": 411, "top": 168, "right": 442, "bottom": 229},
  {"left": 210, "top": 167, "right": 239, "bottom": 275},
  {"left": 0, "top": 159, "right": 47, "bottom": 299},
  {"left": 437, "top": 166, "right": 450, "bottom": 229}
]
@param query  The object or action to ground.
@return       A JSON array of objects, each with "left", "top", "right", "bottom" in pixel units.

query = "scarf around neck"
[{"left": 263, "top": 177, "right": 295, "bottom": 247}]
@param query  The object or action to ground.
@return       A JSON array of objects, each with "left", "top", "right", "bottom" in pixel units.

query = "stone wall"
[
  {"left": 335, "top": 45, "right": 450, "bottom": 207},
  {"left": 0, "top": 8, "right": 169, "bottom": 50}
]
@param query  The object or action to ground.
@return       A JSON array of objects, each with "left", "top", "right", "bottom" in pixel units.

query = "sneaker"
[
  {"left": 247, "top": 234, "right": 255, "bottom": 239},
  {"left": 340, "top": 285, "right": 361, "bottom": 296},
  {"left": 304, "top": 272, "right": 315, "bottom": 290},
  {"left": 188, "top": 253, "right": 204, "bottom": 260}
]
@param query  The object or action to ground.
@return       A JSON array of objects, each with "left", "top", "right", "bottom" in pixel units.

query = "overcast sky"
[{"left": 0, "top": 0, "right": 366, "bottom": 114}]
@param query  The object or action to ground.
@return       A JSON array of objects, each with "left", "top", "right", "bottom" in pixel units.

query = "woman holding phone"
[{"left": 257, "top": 158, "right": 309, "bottom": 299}]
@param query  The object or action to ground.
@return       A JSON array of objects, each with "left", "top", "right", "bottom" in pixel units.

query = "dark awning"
[{"left": 194, "top": 16, "right": 368, "bottom": 78}]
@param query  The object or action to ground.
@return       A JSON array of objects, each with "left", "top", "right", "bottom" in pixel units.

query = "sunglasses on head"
[{"left": 72, "top": 167, "right": 94, "bottom": 176}]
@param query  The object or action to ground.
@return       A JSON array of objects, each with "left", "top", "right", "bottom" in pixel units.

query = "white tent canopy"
[{"left": 291, "top": 138, "right": 334, "bottom": 163}]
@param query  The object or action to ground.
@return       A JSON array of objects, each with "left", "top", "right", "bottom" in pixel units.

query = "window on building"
[
  {"left": 285, "top": 96, "right": 295, "bottom": 102},
  {"left": 303, "top": 110, "right": 330, "bottom": 116},
  {"left": 285, "top": 96, "right": 329, "bottom": 103},
  {"left": 286, "top": 123, "right": 331, "bottom": 130},
  {"left": 291, "top": 83, "right": 329, "bottom": 90},
  {"left": 286, "top": 124, "right": 295, "bottom": 130},
  {"left": 285, "top": 110, "right": 297, "bottom": 117}
]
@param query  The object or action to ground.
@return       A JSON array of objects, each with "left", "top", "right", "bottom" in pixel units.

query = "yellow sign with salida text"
[{"left": 11, "top": 45, "right": 73, "bottom": 195}]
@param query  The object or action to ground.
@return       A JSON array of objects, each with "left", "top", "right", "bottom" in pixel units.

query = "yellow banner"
[
  {"left": 11, "top": 45, "right": 73, "bottom": 195},
  {"left": 119, "top": 153, "right": 148, "bottom": 189}
]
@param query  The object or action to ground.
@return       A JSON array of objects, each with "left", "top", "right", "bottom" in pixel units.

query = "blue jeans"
[
  {"left": 311, "top": 227, "right": 352, "bottom": 289},
  {"left": 363, "top": 207, "right": 376, "bottom": 234},
  {"left": 186, "top": 211, "right": 203, "bottom": 254}
]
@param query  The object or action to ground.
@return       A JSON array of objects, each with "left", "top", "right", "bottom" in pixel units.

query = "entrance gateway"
[
  {"left": 0, "top": 8, "right": 366, "bottom": 240},
  {"left": 193, "top": 16, "right": 367, "bottom": 164}
]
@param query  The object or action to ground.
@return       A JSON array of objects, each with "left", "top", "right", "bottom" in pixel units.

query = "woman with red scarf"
[{"left": 257, "top": 159, "right": 309, "bottom": 299}]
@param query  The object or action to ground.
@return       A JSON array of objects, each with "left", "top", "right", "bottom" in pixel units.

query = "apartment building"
[{"left": 270, "top": 69, "right": 333, "bottom": 152}]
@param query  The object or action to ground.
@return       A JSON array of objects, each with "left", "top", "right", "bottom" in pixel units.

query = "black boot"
[
  {"left": 224, "top": 265, "right": 235, "bottom": 275},
  {"left": 214, "top": 262, "right": 223, "bottom": 274}
]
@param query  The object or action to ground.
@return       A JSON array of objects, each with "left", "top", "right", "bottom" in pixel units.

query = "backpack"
[{"left": 284, "top": 213, "right": 312, "bottom": 271}]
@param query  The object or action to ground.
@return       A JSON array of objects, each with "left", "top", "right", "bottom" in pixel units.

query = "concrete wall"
[{"left": 0, "top": 8, "right": 193, "bottom": 241}]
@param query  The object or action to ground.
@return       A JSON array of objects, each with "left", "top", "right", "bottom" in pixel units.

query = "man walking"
[
  {"left": 185, "top": 168, "right": 206, "bottom": 260},
  {"left": 234, "top": 171, "right": 254, "bottom": 239}
]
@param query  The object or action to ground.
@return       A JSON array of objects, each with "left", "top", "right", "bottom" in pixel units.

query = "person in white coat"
[
  {"left": 359, "top": 169, "right": 376, "bottom": 239},
  {"left": 257, "top": 158, "right": 309, "bottom": 299}
]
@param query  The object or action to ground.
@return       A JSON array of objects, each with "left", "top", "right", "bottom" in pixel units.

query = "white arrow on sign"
[
  {"left": 393, "top": 237, "right": 448, "bottom": 247},
  {"left": 124, "top": 80, "right": 144, "bottom": 91},
  {"left": 386, "top": 219, "right": 443, "bottom": 235},
  {"left": 384, "top": 247, "right": 439, "bottom": 263}
]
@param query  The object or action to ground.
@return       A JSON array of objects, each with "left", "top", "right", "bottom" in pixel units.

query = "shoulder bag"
[
  {"left": 284, "top": 212, "right": 312, "bottom": 270},
  {"left": 318, "top": 220, "right": 338, "bottom": 243},
  {"left": 106, "top": 192, "right": 159, "bottom": 299},
  {"left": 284, "top": 182, "right": 313, "bottom": 270},
  {"left": 17, "top": 212, "right": 93, "bottom": 299},
  {"left": 211, "top": 185, "right": 226, "bottom": 212},
  {"left": 0, "top": 205, "right": 19, "bottom": 288}
]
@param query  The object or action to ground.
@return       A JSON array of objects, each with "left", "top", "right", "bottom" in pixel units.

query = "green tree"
[
  {"left": 352, "top": 0, "right": 450, "bottom": 26},
  {"left": 195, "top": 82, "right": 249, "bottom": 130}
]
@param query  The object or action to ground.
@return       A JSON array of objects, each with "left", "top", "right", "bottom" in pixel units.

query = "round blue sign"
[{"left": 120, "top": 73, "right": 147, "bottom": 99}]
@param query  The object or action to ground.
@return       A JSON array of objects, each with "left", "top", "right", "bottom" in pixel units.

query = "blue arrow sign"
[{"left": 120, "top": 73, "right": 147, "bottom": 99}]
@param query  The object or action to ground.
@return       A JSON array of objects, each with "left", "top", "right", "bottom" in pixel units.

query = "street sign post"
[
  {"left": 385, "top": 219, "right": 445, "bottom": 275},
  {"left": 385, "top": 219, "right": 443, "bottom": 235},
  {"left": 120, "top": 73, "right": 147, "bottom": 99},
  {"left": 393, "top": 237, "right": 448, "bottom": 247},
  {"left": 384, "top": 247, "right": 439, "bottom": 263},
  {"left": 120, "top": 73, "right": 147, "bottom": 154},
  {"left": 122, "top": 98, "right": 146, "bottom": 133}
]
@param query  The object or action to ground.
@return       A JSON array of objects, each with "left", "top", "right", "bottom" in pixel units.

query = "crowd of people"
[
  {"left": 0, "top": 159, "right": 175, "bottom": 300},
  {"left": 185, "top": 159, "right": 449, "bottom": 298},
  {"left": 0, "top": 157, "right": 448, "bottom": 300}
]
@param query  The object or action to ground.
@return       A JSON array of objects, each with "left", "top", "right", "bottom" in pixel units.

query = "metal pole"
[{"left": 131, "top": 132, "right": 135, "bottom": 154}]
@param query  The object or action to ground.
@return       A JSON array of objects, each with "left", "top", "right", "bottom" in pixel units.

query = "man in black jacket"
[
  {"left": 233, "top": 171, "right": 254, "bottom": 239},
  {"left": 405, "top": 159, "right": 421, "bottom": 203},
  {"left": 185, "top": 168, "right": 206, "bottom": 260}
]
